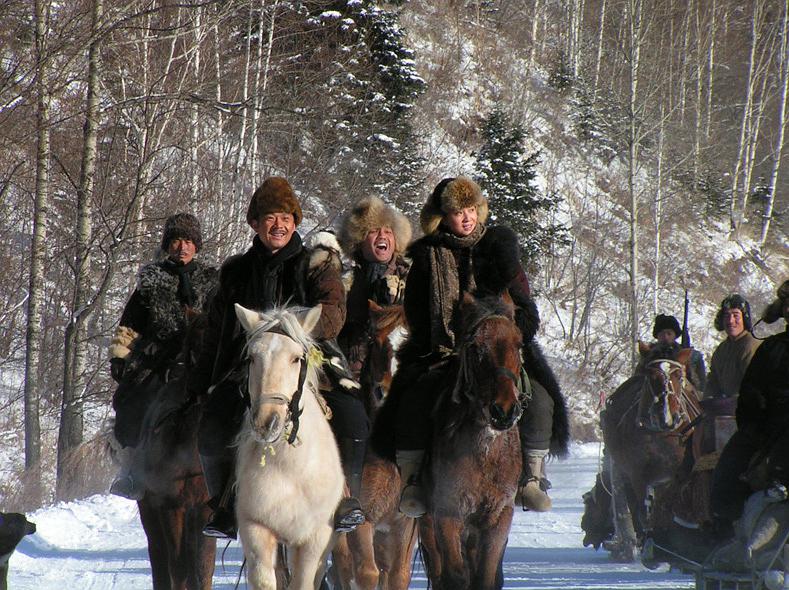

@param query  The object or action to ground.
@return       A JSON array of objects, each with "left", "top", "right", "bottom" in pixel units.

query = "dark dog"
[{"left": 0, "top": 512, "right": 36, "bottom": 590}]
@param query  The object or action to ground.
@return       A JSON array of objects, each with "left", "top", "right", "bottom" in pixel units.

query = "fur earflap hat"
[
  {"left": 761, "top": 279, "right": 789, "bottom": 324},
  {"left": 161, "top": 213, "right": 203, "bottom": 252},
  {"left": 419, "top": 176, "right": 489, "bottom": 235},
  {"left": 339, "top": 196, "right": 412, "bottom": 256},
  {"left": 246, "top": 176, "right": 303, "bottom": 226},
  {"left": 652, "top": 314, "right": 682, "bottom": 339},
  {"left": 714, "top": 293, "right": 753, "bottom": 332}
]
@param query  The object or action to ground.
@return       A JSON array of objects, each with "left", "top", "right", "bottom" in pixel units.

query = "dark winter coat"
[
  {"left": 337, "top": 253, "right": 410, "bottom": 377},
  {"left": 187, "top": 234, "right": 345, "bottom": 397}
]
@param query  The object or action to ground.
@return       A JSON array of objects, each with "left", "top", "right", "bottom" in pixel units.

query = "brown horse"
[
  {"left": 599, "top": 342, "right": 701, "bottom": 562},
  {"left": 418, "top": 293, "right": 523, "bottom": 590},
  {"left": 332, "top": 300, "right": 419, "bottom": 590},
  {"left": 127, "top": 315, "right": 216, "bottom": 589}
]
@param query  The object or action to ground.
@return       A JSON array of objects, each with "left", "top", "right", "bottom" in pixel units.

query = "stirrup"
[{"left": 398, "top": 482, "right": 427, "bottom": 518}]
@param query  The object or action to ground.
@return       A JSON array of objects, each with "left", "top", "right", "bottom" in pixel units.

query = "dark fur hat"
[
  {"left": 161, "top": 213, "right": 203, "bottom": 252},
  {"left": 652, "top": 314, "right": 681, "bottom": 339},
  {"left": 339, "top": 196, "right": 412, "bottom": 255},
  {"left": 247, "top": 176, "right": 303, "bottom": 226},
  {"left": 714, "top": 294, "right": 752, "bottom": 332},
  {"left": 762, "top": 279, "right": 789, "bottom": 324},
  {"left": 419, "top": 176, "right": 489, "bottom": 235}
]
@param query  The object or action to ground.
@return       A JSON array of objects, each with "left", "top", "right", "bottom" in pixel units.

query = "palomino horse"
[
  {"left": 234, "top": 303, "right": 345, "bottom": 590},
  {"left": 599, "top": 342, "right": 701, "bottom": 561},
  {"left": 123, "top": 312, "right": 216, "bottom": 590},
  {"left": 332, "top": 301, "right": 419, "bottom": 590},
  {"left": 418, "top": 293, "right": 524, "bottom": 590}
]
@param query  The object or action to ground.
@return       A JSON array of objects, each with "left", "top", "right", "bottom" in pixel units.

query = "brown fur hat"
[
  {"left": 161, "top": 213, "right": 203, "bottom": 252},
  {"left": 246, "top": 177, "right": 303, "bottom": 226},
  {"left": 339, "top": 196, "right": 412, "bottom": 255},
  {"left": 762, "top": 279, "right": 789, "bottom": 324},
  {"left": 419, "top": 176, "right": 489, "bottom": 235}
]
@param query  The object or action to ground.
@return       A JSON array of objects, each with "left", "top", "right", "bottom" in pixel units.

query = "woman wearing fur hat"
[
  {"left": 109, "top": 212, "right": 218, "bottom": 499},
  {"left": 337, "top": 196, "right": 412, "bottom": 378},
  {"left": 187, "top": 177, "right": 369, "bottom": 539},
  {"left": 375, "top": 176, "right": 569, "bottom": 517},
  {"left": 710, "top": 282, "right": 789, "bottom": 537},
  {"left": 702, "top": 294, "right": 761, "bottom": 400}
]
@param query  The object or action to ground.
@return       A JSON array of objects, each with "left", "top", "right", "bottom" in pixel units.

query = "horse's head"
[
  {"left": 454, "top": 292, "right": 524, "bottom": 432},
  {"left": 636, "top": 342, "right": 698, "bottom": 432},
  {"left": 235, "top": 302, "right": 321, "bottom": 444},
  {"left": 363, "top": 300, "right": 406, "bottom": 395}
]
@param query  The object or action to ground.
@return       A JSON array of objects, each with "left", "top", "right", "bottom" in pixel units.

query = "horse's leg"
[
  {"left": 138, "top": 501, "right": 172, "bottom": 590},
  {"left": 157, "top": 507, "right": 188, "bottom": 590},
  {"left": 188, "top": 504, "right": 216, "bottom": 590},
  {"left": 329, "top": 531, "right": 355, "bottom": 590},
  {"left": 381, "top": 518, "right": 418, "bottom": 590},
  {"left": 239, "top": 524, "right": 279, "bottom": 590},
  {"left": 473, "top": 506, "right": 513, "bottom": 590},
  {"left": 609, "top": 461, "right": 638, "bottom": 562},
  {"left": 287, "top": 524, "right": 335, "bottom": 590},
  {"left": 432, "top": 516, "right": 468, "bottom": 590},
  {"left": 418, "top": 514, "right": 443, "bottom": 589},
  {"left": 347, "top": 522, "right": 378, "bottom": 590}
]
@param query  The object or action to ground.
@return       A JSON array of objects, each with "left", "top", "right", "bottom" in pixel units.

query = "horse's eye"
[{"left": 292, "top": 356, "right": 302, "bottom": 364}]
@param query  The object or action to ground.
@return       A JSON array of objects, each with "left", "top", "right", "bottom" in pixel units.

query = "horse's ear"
[
  {"left": 368, "top": 299, "right": 383, "bottom": 313},
  {"left": 638, "top": 340, "right": 651, "bottom": 356},
  {"left": 296, "top": 304, "right": 323, "bottom": 335},
  {"left": 235, "top": 303, "right": 262, "bottom": 334}
]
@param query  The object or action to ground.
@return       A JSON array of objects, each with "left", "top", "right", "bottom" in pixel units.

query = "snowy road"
[{"left": 8, "top": 443, "right": 695, "bottom": 589}]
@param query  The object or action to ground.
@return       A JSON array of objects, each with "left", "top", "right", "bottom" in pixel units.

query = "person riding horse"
[
  {"left": 381, "top": 176, "right": 569, "bottom": 517},
  {"left": 187, "top": 177, "right": 369, "bottom": 540},
  {"left": 710, "top": 282, "right": 789, "bottom": 540},
  {"left": 109, "top": 213, "right": 218, "bottom": 500},
  {"left": 652, "top": 313, "right": 706, "bottom": 393}
]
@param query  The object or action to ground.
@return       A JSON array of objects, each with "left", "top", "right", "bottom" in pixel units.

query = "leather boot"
[
  {"left": 200, "top": 454, "right": 237, "bottom": 540},
  {"left": 516, "top": 450, "right": 552, "bottom": 512},
  {"left": 335, "top": 437, "right": 366, "bottom": 533},
  {"left": 396, "top": 449, "right": 426, "bottom": 518}
]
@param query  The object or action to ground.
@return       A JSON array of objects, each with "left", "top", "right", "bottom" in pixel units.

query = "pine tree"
[{"left": 473, "top": 108, "right": 568, "bottom": 267}]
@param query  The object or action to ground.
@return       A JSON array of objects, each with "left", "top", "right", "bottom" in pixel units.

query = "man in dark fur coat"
[
  {"left": 188, "top": 177, "right": 369, "bottom": 539},
  {"left": 109, "top": 212, "right": 218, "bottom": 499},
  {"left": 710, "top": 280, "right": 789, "bottom": 537},
  {"left": 372, "top": 176, "right": 569, "bottom": 517}
]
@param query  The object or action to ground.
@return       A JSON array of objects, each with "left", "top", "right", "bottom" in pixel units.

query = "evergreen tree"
[{"left": 473, "top": 108, "right": 568, "bottom": 268}]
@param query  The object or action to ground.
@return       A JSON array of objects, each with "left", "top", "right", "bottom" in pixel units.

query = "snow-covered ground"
[{"left": 7, "top": 443, "right": 695, "bottom": 589}]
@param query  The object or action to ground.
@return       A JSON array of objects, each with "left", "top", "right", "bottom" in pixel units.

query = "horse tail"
[{"left": 522, "top": 340, "right": 570, "bottom": 458}]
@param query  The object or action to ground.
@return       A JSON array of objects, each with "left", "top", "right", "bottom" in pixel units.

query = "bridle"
[{"left": 640, "top": 358, "right": 701, "bottom": 432}]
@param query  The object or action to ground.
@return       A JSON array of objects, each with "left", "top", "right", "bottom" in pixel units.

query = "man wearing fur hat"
[
  {"left": 652, "top": 313, "right": 706, "bottom": 393},
  {"left": 188, "top": 176, "right": 369, "bottom": 539},
  {"left": 703, "top": 294, "right": 761, "bottom": 400},
  {"left": 337, "top": 196, "right": 411, "bottom": 379},
  {"left": 710, "top": 282, "right": 789, "bottom": 537},
  {"left": 371, "top": 176, "right": 569, "bottom": 517},
  {"left": 109, "top": 212, "right": 218, "bottom": 499}
]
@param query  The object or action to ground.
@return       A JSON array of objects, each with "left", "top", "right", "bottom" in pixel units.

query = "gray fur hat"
[
  {"left": 419, "top": 176, "right": 489, "bottom": 235},
  {"left": 339, "top": 196, "right": 412, "bottom": 255},
  {"left": 161, "top": 213, "right": 203, "bottom": 252},
  {"left": 762, "top": 279, "right": 789, "bottom": 324}
]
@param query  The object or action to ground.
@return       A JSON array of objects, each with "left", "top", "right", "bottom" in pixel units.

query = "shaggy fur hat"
[
  {"left": 419, "top": 176, "right": 490, "bottom": 235},
  {"left": 246, "top": 176, "right": 303, "bottom": 226},
  {"left": 339, "top": 196, "right": 412, "bottom": 255},
  {"left": 161, "top": 213, "right": 203, "bottom": 252},
  {"left": 714, "top": 294, "right": 753, "bottom": 332},
  {"left": 761, "top": 279, "right": 789, "bottom": 324},
  {"left": 652, "top": 314, "right": 681, "bottom": 339}
]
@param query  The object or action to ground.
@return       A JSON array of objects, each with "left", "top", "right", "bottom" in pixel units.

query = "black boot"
[
  {"left": 200, "top": 453, "right": 237, "bottom": 540},
  {"left": 335, "top": 437, "right": 366, "bottom": 533}
]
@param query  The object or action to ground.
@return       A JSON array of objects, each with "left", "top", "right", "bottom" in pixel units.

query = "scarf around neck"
[
  {"left": 248, "top": 233, "right": 303, "bottom": 311},
  {"left": 163, "top": 258, "right": 197, "bottom": 307},
  {"left": 428, "top": 222, "right": 486, "bottom": 355}
]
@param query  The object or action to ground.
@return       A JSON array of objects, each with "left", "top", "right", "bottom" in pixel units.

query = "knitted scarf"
[
  {"left": 246, "top": 233, "right": 303, "bottom": 310},
  {"left": 163, "top": 258, "right": 197, "bottom": 307},
  {"left": 428, "top": 222, "right": 486, "bottom": 355}
]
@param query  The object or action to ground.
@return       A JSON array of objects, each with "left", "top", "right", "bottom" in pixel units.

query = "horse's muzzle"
[{"left": 489, "top": 401, "right": 521, "bottom": 431}]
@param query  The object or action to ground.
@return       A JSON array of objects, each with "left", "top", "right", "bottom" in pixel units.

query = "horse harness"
[{"left": 642, "top": 357, "right": 702, "bottom": 436}]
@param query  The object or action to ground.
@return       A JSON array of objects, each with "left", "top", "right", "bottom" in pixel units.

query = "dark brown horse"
[
  {"left": 418, "top": 293, "right": 524, "bottom": 590},
  {"left": 127, "top": 315, "right": 216, "bottom": 589},
  {"left": 599, "top": 342, "right": 701, "bottom": 562},
  {"left": 332, "top": 300, "right": 419, "bottom": 590}
]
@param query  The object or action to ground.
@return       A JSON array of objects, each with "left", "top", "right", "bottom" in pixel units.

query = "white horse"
[{"left": 233, "top": 303, "right": 345, "bottom": 590}]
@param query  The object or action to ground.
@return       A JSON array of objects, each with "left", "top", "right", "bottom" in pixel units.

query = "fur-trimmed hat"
[
  {"left": 714, "top": 294, "right": 753, "bottom": 332},
  {"left": 247, "top": 176, "right": 303, "bottom": 226},
  {"left": 419, "top": 176, "right": 489, "bottom": 235},
  {"left": 761, "top": 279, "right": 789, "bottom": 324},
  {"left": 652, "top": 314, "right": 681, "bottom": 339},
  {"left": 339, "top": 196, "right": 412, "bottom": 255},
  {"left": 161, "top": 213, "right": 203, "bottom": 252}
]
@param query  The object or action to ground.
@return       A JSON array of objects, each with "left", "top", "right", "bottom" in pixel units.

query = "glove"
[{"left": 110, "top": 358, "right": 126, "bottom": 383}]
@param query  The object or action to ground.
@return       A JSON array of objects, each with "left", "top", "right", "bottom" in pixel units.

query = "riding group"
[
  {"left": 581, "top": 278, "right": 789, "bottom": 583},
  {"left": 105, "top": 172, "right": 788, "bottom": 589}
]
